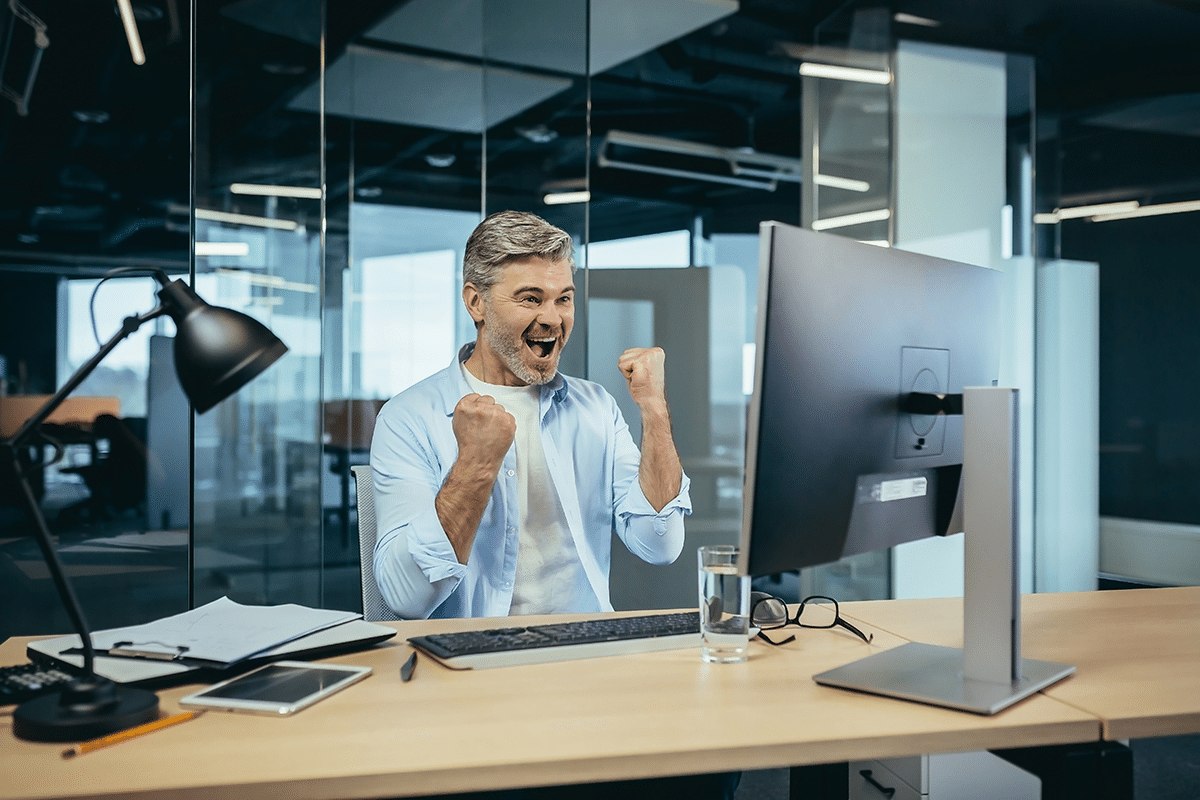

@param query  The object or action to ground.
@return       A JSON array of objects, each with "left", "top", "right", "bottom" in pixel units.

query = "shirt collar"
[{"left": 449, "top": 341, "right": 570, "bottom": 410}]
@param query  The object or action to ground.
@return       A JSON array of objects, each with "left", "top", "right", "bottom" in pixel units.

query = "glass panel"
[
  {"left": 586, "top": 2, "right": 800, "bottom": 610},
  {"left": 192, "top": 0, "right": 326, "bottom": 608},
  {"left": 330, "top": 0, "right": 487, "bottom": 614},
  {"left": 481, "top": 0, "right": 589, "bottom": 373},
  {"left": 0, "top": 1, "right": 189, "bottom": 639}
]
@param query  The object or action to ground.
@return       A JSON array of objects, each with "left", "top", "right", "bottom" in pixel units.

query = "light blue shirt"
[{"left": 370, "top": 344, "right": 691, "bottom": 619}]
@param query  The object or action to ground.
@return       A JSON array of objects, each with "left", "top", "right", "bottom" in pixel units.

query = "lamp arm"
[
  {"left": 1, "top": 302, "right": 166, "bottom": 677},
  {"left": 7, "top": 305, "right": 166, "bottom": 450}
]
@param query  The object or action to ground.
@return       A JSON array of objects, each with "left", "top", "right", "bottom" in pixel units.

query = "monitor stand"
[{"left": 813, "top": 387, "right": 1075, "bottom": 715}]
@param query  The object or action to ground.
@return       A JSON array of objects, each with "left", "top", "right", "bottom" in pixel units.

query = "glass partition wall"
[
  {"left": 2, "top": 2, "right": 1111, "bottom": 641},
  {"left": 189, "top": 1, "right": 1041, "bottom": 613}
]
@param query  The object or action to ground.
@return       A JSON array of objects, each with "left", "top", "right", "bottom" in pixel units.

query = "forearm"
[
  {"left": 435, "top": 459, "right": 500, "bottom": 563},
  {"left": 636, "top": 402, "right": 683, "bottom": 511}
]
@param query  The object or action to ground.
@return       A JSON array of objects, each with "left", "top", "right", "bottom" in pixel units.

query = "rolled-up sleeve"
[
  {"left": 609, "top": 405, "right": 690, "bottom": 566},
  {"left": 370, "top": 404, "right": 464, "bottom": 619}
]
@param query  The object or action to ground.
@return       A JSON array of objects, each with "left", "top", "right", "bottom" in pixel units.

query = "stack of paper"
[{"left": 27, "top": 597, "right": 394, "bottom": 685}]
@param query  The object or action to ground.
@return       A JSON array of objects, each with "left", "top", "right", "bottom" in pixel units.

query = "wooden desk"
[
  {"left": 841, "top": 586, "right": 1200, "bottom": 741},
  {"left": 0, "top": 395, "right": 121, "bottom": 439},
  {"left": 0, "top": 610, "right": 1098, "bottom": 800}
]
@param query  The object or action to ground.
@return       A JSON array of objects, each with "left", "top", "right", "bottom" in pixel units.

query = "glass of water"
[{"left": 697, "top": 544, "right": 750, "bottom": 663}]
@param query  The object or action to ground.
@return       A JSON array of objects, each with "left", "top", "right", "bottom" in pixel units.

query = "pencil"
[{"left": 62, "top": 710, "right": 205, "bottom": 758}]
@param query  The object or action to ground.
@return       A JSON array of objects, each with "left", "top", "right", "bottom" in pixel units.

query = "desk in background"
[
  {"left": 841, "top": 585, "right": 1200, "bottom": 742},
  {"left": 1, "top": 599, "right": 1109, "bottom": 800},
  {"left": 0, "top": 395, "right": 121, "bottom": 507},
  {"left": 0, "top": 396, "right": 121, "bottom": 440}
]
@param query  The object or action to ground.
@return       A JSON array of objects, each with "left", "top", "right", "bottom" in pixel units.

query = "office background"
[{"left": 0, "top": 0, "right": 1197, "bottom": 645}]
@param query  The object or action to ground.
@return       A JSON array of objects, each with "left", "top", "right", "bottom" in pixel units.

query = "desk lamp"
[{"left": 3, "top": 268, "right": 287, "bottom": 741}]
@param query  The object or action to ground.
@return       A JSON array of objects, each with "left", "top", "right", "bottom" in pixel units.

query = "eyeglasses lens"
[
  {"left": 798, "top": 597, "right": 837, "bottom": 629},
  {"left": 753, "top": 597, "right": 788, "bottom": 627}
]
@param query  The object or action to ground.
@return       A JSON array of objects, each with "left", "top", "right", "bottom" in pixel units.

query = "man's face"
[{"left": 465, "top": 257, "right": 575, "bottom": 386}]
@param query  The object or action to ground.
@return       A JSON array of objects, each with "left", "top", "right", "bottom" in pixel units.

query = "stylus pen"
[
  {"left": 62, "top": 710, "right": 205, "bottom": 758},
  {"left": 400, "top": 651, "right": 417, "bottom": 682}
]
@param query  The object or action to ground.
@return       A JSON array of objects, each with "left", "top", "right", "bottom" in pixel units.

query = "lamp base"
[{"left": 12, "top": 675, "right": 159, "bottom": 742}]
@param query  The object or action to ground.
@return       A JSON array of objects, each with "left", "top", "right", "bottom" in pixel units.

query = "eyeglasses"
[{"left": 750, "top": 594, "right": 873, "bottom": 646}]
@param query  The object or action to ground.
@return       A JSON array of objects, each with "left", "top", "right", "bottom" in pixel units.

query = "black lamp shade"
[{"left": 158, "top": 279, "right": 288, "bottom": 414}]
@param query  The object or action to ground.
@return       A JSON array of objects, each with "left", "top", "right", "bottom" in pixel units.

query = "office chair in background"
[
  {"left": 351, "top": 464, "right": 400, "bottom": 622},
  {"left": 59, "top": 414, "right": 148, "bottom": 523}
]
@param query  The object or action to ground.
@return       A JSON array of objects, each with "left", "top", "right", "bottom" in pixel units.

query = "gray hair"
[{"left": 462, "top": 211, "right": 576, "bottom": 292}]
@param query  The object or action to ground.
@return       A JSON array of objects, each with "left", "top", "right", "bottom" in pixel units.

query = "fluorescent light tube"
[
  {"left": 1056, "top": 200, "right": 1139, "bottom": 220},
  {"left": 215, "top": 268, "right": 317, "bottom": 294},
  {"left": 1090, "top": 199, "right": 1200, "bottom": 222},
  {"left": 195, "top": 209, "right": 299, "bottom": 231},
  {"left": 894, "top": 13, "right": 941, "bottom": 27},
  {"left": 230, "top": 183, "right": 323, "bottom": 200},
  {"left": 195, "top": 242, "right": 251, "bottom": 257},
  {"left": 115, "top": 0, "right": 146, "bottom": 65},
  {"left": 812, "top": 208, "right": 891, "bottom": 231},
  {"left": 799, "top": 62, "right": 891, "bottom": 84},
  {"left": 815, "top": 174, "right": 871, "bottom": 192},
  {"left": 543, "top": 191, "right": 591, "bottom": 206}
]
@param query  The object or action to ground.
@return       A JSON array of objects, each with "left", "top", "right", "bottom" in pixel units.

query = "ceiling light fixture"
[
  {"left": 230, "top": 183, "right": 322, "bottom": 200},
  {"left": 516, "top": 124, "right": 559, "bottom": 144},
  {"left": 215, "top": 268, "right": 317, "bottom": 294},
  {"left": 424, "top": 153, "right": 456, "bottom": 168},
  {"left": 598, "top": 130, "right": 802, "bottom": 192},
  {"left": 815, "top": 174, "right": 871, "bottom": 192},
  {"left": 893, "top": 12, "right": 942, "bottom": 27},
  {"left": 543, "top": 190, "right": 591, "bottom": 206},
  {"left": 195, "top": 242, "right": 251, "bottom": 257},
  {"left": 72, "top": 109, "right": 110, "bottom": 124},
  {"left": 1090, "top": 198, "right": 1200, "bottom": 222},
  {"left": 799, "top": 62, "right": 891, "bottom": 84},
  {"left": 1057, "top": 200, "right": 1139, "bottom": 220},
  {"left": 1034, "top": 200, "right": 1140, "bottom": 224},
  {"left": 194, "top": 208, "right": 299, "bottom": 231},
  {"left": 115, "top": 0, "right": 146, "bottom": 65},
  {"left": 811, "top": 208, "right": 891, "bottom": 231}
]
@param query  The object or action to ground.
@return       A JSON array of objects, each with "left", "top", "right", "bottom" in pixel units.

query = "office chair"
[
  {"left": 59, "top": 414, "right": 148, "bottom": 522},
  {"left": 350, "top": 464, "right": 400, "bottom": 621}
]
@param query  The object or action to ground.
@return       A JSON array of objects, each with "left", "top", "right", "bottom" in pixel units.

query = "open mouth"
[{"left": 526, "top": 337, "right": 557, "bottom": 359}]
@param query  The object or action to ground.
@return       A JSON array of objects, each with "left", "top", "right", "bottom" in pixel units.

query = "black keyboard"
[
  {"left": 409, "top": 611, "right": 701, "bottom": 669},
  {"left": 0, "top": 661, "right": 83, "bottom": 706}
]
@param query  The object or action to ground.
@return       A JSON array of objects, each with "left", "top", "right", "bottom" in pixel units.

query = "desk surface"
[
  {"left": 0, "top": 395, "right": 120, "bottom": 439},
  {"left": 3, "top": 591, "right": 1168, "bottom": 800},
  {"left": 841, "top": 584, "right": 1200, "bottom": 741}
]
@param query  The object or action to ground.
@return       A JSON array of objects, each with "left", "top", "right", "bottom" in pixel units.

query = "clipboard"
[{"left": 27, "top": 619, "right": 397, "bottom": 689}]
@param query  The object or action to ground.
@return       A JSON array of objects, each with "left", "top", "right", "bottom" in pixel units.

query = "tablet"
[{"left": 179, "top": 661, "right": 371, "bottom": 715}]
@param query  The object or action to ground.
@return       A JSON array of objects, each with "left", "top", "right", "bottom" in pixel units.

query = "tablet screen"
[{"left": 196, "top": 664, "right": 356, "bottom": 703}]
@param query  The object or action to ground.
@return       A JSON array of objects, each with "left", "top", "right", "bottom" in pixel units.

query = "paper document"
[{"left": 86, "top": 597, "right": 361, "bottom": 664}]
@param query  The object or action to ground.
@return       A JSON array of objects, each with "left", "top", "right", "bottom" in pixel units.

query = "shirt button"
[{"left": 507, "top": 469, "right": 515, "bottom": 477}]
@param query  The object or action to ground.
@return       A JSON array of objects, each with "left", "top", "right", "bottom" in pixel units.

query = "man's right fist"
[{"left": 452, "top": 393, "right": 517, "bottom": 469}]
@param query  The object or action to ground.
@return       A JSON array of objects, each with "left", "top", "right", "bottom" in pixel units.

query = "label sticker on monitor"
[{"left": 875, "top": 476, "right": 928, "bottom": 502}]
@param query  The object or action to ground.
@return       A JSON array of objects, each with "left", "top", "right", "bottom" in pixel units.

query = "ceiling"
[{"left": 1, "top": 0, "right": 1198, "bottom": 273}]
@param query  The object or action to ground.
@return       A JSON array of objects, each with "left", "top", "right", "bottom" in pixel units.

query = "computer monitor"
[
  {"left": 738, "top": 221, "right": 1074, "bottom": 715},
  {"left": 738, "top": 221, "right": 1000, "bottom": 578}
]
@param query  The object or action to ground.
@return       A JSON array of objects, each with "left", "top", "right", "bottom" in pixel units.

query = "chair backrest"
[{"left": 351, "top": 464, "right": 400, "bottom": 621}]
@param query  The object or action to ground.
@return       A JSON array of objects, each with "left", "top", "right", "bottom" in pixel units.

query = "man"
[{"left": 370, "top": 210, "right": 690, "bottom": 620}]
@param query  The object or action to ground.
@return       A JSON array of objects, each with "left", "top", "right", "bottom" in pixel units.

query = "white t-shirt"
[{"left": 461, "top": 365, "right": 592, "bottom": 615}]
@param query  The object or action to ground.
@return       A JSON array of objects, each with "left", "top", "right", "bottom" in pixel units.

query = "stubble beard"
[{"left": 483, "top": 307, "right": 561, "bottom": 387}]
